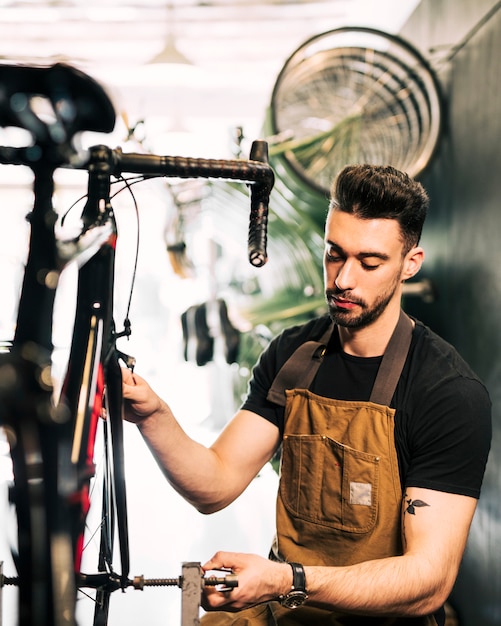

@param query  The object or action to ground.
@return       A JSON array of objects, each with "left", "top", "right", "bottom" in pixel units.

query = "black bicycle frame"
[
  {"left": 58, "top": 154, "right": 131, "bottom": 624},
  {"left": 0, "top": 61, "right": 274, "bottom": 626}
]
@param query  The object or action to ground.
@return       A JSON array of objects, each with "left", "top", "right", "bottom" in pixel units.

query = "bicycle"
[{"left": 0, "top": 62, "right": 274, "bottom": 626}]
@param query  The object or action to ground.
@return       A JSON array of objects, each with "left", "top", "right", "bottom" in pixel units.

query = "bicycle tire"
[
  {"left": 89, "top": 356, "right": 129, "bottom": 626},
  {"left": 91, "top": 420, "right": 115, "bottom": 626},
  {"left": 1, "top": 349, "right": 76, "bottom": 626},
  {"left": 269, "top": 27, "right": 442, "bottom": 196}
]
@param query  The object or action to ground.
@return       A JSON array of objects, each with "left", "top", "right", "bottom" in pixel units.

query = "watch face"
[{"left": 281, "top": 590, "right": 307, "bottom": 609}]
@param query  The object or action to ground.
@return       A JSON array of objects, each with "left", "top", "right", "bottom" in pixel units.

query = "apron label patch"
[{"left": 350, "top": 481, "right": 372, "bottom": 506}]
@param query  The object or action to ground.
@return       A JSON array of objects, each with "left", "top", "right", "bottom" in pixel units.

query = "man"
[{"left": 122, "top": 165, "right": 491, "bottom": 625}]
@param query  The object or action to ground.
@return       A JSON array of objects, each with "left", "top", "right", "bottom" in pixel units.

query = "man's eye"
[
  {"left": 325, "top": 248, "right": 341, "bottom": 261},
  {"left": 361, "top": 261, "right": 379, "bottom": 271}
]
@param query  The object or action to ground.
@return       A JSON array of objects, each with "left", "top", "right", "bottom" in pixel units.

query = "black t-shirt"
[{"left": 242, "top": 315, "right": 492, "bottom": 498}]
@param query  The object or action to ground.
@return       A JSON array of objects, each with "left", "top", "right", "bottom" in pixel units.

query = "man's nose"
[{"left": 334, "top": 260, "right": 355, "bottom": 291}]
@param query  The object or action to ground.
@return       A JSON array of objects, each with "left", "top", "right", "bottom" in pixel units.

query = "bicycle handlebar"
[
  {"left": 0, "top": 141, "right": 274, "bottom": 267},
  {"left": 0, "top": 61, "right": 274, "bottom": 267},
  {"left": 111, "top": 143, "right": 273, "bottom": 267}
]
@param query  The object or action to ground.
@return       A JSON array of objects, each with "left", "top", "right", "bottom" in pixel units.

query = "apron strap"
[
  {"left": 369, "top": 310, "right": 413, "bottom": 406},
  {"left": 266, "top": 310, "right": 413, "bottom": 408},
  {"left": 266, "top": 323, "right": 333, "bottom": 407}
]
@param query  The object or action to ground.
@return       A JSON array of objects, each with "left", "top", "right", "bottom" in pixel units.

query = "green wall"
[{"left": 400, "top": 2, "right": 501, "bottom": 624}]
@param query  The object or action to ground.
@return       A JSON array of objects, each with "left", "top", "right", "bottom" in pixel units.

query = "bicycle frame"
[
  {"left": 59, "top": 147, "right": 132, "bottom": 626},
  {"left": 0, "top": 62, "right": 274, "bottom": 626}
]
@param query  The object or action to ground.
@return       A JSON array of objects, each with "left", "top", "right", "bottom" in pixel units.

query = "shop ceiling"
[{"left": 0, "top": 0, "right": 420, "bottom": 153}]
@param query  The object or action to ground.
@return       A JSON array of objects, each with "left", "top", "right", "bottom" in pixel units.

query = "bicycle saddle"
[{"left": 0, "top": 62, "right": 116, "bottom": 145}]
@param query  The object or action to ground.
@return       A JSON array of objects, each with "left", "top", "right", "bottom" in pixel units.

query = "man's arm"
[
  {"left": 202, "top": 487, "right": 477, "bottom": 616},
  {"left": 122, "top": 369, "right": 280, "bottom": 514}
]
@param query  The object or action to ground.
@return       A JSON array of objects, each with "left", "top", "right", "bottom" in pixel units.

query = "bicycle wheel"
[
  {"left": 0, "top": 282, "right": 123, "bottom": 626},
  {"left": 1, "top": 348, "right": 77, "bottom": 626},
  {"left": 77, "top": 395, "right": 126, "bottom": 626},
  {"left": 269, "top": 27, "right": 442, "bottom": 196},
  {"left": 84, "top": 355, "right": 129, "bottom": 626}
]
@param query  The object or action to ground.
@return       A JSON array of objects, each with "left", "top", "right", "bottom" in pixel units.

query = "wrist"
[
  {"left": 279, "top": 562, "right": 294, "bottom": 595},
  {"left": 135, "top": 401, "right": 170, "bottom": 430},
  {"left": 278, "top": 562, "right": 308, "bottom": 609}
]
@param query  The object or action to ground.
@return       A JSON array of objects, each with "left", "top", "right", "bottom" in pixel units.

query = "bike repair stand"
[
  {"left": 1, "top": 560, "right": 237, "bottom": 625},
  {"left": 175, "top": 562, "right": 238, "bottom": 625},
  {"left": 131, "top": 561, "right": 238, "bottom": 626},
  {"left": 181, "top": 562, "right": 204, "bottom": 625}
]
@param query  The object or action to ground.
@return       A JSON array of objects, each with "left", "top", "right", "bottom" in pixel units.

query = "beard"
[{"left": 326, "top": 274, "right": 401, "bottom": 329}]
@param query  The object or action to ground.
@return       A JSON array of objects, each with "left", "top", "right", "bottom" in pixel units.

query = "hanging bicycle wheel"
[{"left": 269, "top": 27, "right": 442, "bottom": 197}]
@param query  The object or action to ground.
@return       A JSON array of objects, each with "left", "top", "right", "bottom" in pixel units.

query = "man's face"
[{"left": 324, "top": 209, "right": 413, "bottom": 329}]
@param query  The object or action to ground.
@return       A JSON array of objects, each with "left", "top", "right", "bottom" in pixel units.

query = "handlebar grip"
[{"left": 248, "top": 140, "right": 272, "bottom": 267}]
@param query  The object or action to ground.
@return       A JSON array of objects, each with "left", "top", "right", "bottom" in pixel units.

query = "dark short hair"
[{"left": 329, "top": 164, "right": 429, "bottom": 253}]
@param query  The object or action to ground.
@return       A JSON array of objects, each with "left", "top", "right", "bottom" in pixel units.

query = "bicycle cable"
[
  {"left": 112, "top": 175, "right": 140, "bottom": 342},
  {"left": 59, "top": 174, "right": 144, "bottom": 342}
]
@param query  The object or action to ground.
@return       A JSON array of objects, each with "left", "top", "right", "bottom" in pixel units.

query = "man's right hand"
[{"left": 121, "top": 368, "right": 165, "bottom": 424}]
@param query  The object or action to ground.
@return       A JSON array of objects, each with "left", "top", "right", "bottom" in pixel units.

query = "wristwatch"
[{"left": 279, "top": 562, "right": 308, "bottom": 609}]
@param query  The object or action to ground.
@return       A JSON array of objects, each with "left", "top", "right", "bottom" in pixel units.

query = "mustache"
[
  {"left": 326, "top": 287, "right": 344, "bottom": 298},
  {"left": 325, "top": 288, "right": 365, "bottom": 307},
  {"left": 325, "top": 287, "right": 355, "bottom": 299}
]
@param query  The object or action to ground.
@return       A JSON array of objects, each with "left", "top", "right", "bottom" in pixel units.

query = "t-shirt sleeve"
[
  {"left": 401, "top": 376, "right": 492, "bottom": 498},
  {"left": 240, "top": 335, "right": 284, "bottom": 429}
]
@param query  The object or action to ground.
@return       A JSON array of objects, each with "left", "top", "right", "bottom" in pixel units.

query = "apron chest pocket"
[{"left": 280, "top": 434, "right": 380, "bottom": 533}]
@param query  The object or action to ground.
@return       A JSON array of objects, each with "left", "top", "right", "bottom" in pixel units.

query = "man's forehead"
[{"left": 325, "top": 210, "right": 404, "bottom": 253}]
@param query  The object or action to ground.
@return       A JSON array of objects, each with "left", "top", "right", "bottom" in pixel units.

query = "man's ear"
[{"left": 402, "top": 246, "right": 424, "bottom": 281}]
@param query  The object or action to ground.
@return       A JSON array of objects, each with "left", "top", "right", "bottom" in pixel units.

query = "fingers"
[
  {"left": 201, "top": 553, "right": 242, "bottom": 610},
  {"left": 122, "top": 369, "right": 150, "bottom": 402},
  {"left": 120, "top": 368, "right": 165, "bottom": 423},
  {"left": 202, "top": 552, "right": 261, "bottom": 611},
  {"left": 202, "top": 551, "right": 240, "bottom": 574},
  {"left": 121, "top": 367, "right": 138, "bottom": 387},
  {"left": 202, "top": 579, "right": 240, "bottom": 612},
  {"left": 201, "top": 551, "right": 289, "bottom": 612}
]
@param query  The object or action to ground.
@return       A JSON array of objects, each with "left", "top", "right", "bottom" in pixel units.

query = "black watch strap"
[
  {"left": 279, "top": 562, "right": 308, "bottom": 608},
  {"left": 289, "top": 562, "right": 306, "bottom": 591}
]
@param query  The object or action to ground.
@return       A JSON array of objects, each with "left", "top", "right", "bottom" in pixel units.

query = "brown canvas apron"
[{"left": 201, "top": 312, "right": 438, "bottom": 625}]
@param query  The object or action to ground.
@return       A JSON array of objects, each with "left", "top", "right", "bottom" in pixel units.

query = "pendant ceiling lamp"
[{"left": 146, "top": 2, "right": 193, "bottom": 67}]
